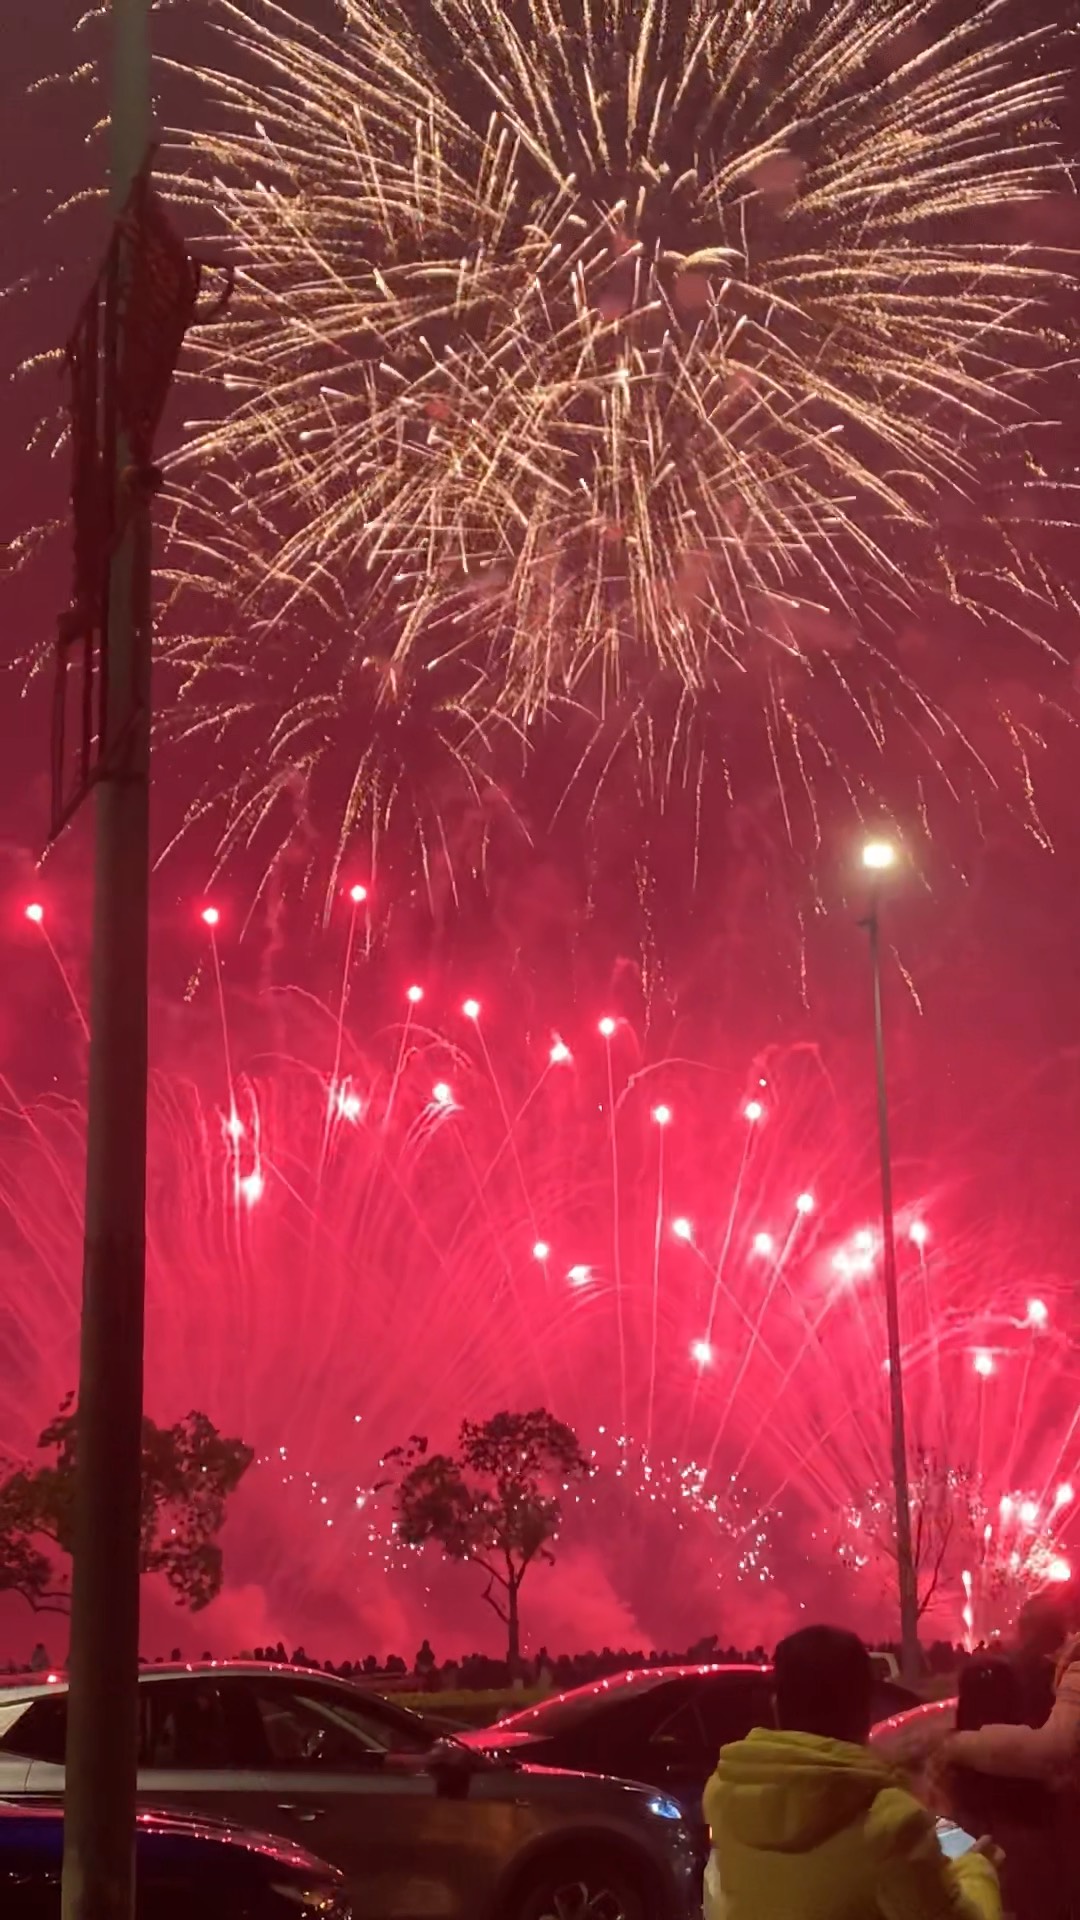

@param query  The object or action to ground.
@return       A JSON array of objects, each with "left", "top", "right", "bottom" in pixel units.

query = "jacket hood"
[{"left": 704, "top": 1727, "right": 894, "bottom": 1854}]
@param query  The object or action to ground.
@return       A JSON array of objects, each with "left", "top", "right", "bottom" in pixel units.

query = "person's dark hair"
[
  {"left": 956, "top": 1655, "right": 1022, "bottom": 1732},
  {"left": 773, "top": 1625, "right": 873, "bottom": 1743},
  {"left": 1016, "top": 1595, "right": 1068, "bottom": 1658}
]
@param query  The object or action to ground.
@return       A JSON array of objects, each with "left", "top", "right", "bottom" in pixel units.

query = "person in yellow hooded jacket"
[{"left": 703, "top": 1626, "right": 1002, "bottom": 1920}]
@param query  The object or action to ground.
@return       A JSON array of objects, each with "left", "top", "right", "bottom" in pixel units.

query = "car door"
[{"left": 136, "top": 1671, "right": 492, "bottom": 1920}]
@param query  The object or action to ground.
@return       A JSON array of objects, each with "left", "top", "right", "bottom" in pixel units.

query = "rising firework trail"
[{"left": 1, "top": 897, "right": 1077, "bottom": 1649}]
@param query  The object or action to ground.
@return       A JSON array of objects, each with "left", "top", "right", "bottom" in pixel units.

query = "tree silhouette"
[
  {"left": 838, "top": 1449, "right": 983, "bottom": 1621},
  {"left": 0, "top": 1396, "right": 253, "bottom": 1615},
  {"left": 384, "top": 1410, "right": 592, "bottom": 1672}
]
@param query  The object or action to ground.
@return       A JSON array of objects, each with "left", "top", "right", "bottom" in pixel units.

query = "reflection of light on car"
[{"left": 869, "top": 1697, "right": 957, "bottom": 1775}]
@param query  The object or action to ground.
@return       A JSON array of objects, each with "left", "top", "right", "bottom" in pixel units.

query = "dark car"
[
  {"left": 0, "top": 1665, "right": 698, "bottom": 1920},
  {"left": 460, "top": 1663, "right": 919, "bottom": 1835},
  {"left": 0, "top": 1797, "right": 350, "bottom": 1919}
]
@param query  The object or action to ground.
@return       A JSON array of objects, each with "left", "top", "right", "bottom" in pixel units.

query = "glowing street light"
[
  {"left": 567, "top": 1264, "right": 592, "bottom": 1287},
  {"left": 743, "top": 1099, "right": 764, "bottom": 1124},
  {"left": 858, "top": 831, "right": 918, "bottom": 1687},
  {"left": 652, "top": 1104, "right": 672, "bottom": 1127},
  {"left": 598, "top": 1016, "right": 617, "bottom": 1039},
  {"left": 690, "top": 1339, "right": 714, "bottom": 1368},
  {"left": 795, "top": 1192, "right": 815, "bottom": 1216},
  {"left": 201, "top": 906, "right": 220, "bottom": 928},
  {"left": 671, "top": 1217, "right": 693, "bottom": 1243},
  {"left": 406, "top": 984, "right": 424, "bottom": 1004},
  {"left": 751, "top": 1231, "right": 775, "bottom": 1258},
  {"left": 549, "top": 1038, "right": 571, "bottom": 1064},
  {"left": 909, "top": 1219, "right": 929, "bottom": 1250},
  {"left": 348, "top": 883, "right": 368, "bottom": 904},
  {"left": 462, "top": 997, "right": 481, "bottom": 1021},
  {"left": 1026, "top": 1297, "right": 1049, "bottom": 1331},
  {"left": 24, "top": 902, "right": 45, "bottom": 925},
  {"left": 532, "top": 1240, "right": 551, "bottom": 1262},
  {"left": 862, "top": 839, "right": 898, "bottom": 873},
  {"left": 973, "top": 1349, "right": 995, "bottom": 1379}
]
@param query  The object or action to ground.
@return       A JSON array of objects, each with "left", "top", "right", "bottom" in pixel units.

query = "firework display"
[
  {"left": 1, "top": 900, "right": 1075, "bottom": 1650},
  {"left": 148, "top": 0, "right": 1075, "bottom": 895}
]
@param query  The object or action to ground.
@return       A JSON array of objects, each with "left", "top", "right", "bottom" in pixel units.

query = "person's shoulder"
[
  {"left": 864, "top": 1780, "right": 937, "bottom": 1858},
  {"left": 1056, "top": 1660, "right": 1080, "bottom": 1706}
]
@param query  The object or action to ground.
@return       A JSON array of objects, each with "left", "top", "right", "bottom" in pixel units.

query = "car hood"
[
  {"left": 1, "top": 1798, "right": 339, "bottom": 1877},
  {"left": 457, "top": 1726, "right": 545, "bottom": 1752}
]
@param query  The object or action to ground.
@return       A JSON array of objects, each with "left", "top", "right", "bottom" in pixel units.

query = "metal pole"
[
  {"left": 866, "top": 893, "right": 921, "bottom": 1688},
  {"left": 61, "top": 2, "right": 152, "bottom": 1916}
]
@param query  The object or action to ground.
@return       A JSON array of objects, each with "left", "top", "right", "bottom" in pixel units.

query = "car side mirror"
[{"left": 427, "top": 1738, "right": 475, "bottom": 1800}]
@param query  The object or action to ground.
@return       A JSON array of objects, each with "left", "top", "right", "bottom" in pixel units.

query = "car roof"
[
  {"left": 0, "top": 1660, "right": 373, "bottom": 1702},
  {"left": 497, "top": 1663, "right": 771, "bottom": 1714}
]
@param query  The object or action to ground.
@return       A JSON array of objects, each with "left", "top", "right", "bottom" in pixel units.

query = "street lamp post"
[{"left": 860, "top": 840, "right": 920, "bottom": 1686}]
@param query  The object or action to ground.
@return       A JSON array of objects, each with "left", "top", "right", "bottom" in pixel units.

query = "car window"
[
  {"left": 497, "top": 1671, "right": 674, "bottom": 1738},
  {"left": 0, "top": 1694, "right": 67, "bottom": 1765},
  {"left": 696, "top": 1677, "right": 774, "bottom": 1750},
  {"left": 244, "top": 1683, "right": 395, "bottom": 1769},
  {"left": 139, "top": 1680, "right": 230, "bottom": 1770},
  {"left": 649, "top": 1697, "right": 709, "bottom": 1754}
]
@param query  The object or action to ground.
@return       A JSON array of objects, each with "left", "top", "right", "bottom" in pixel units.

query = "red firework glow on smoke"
[{"left": 1, "top": 900, "right": 1077, "bottom": 1659}]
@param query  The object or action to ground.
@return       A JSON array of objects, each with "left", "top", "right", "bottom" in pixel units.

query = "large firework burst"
[{"left": 153, "top": 0, "right": 1076, "bottom": 889}]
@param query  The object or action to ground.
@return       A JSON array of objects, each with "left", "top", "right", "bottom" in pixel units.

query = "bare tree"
[{"left": 838, "top": 1449, "right": 983, "bottom": 1621}]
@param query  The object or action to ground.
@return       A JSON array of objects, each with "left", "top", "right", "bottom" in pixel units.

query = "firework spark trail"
[
  {"left": 138, "top": 0, "right": 1076, "bottom": 892},
  {"left": 3, "top": 916, "right": 1079, "bottom": 1635}
]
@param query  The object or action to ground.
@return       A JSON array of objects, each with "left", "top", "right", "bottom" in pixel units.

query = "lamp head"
[{"left": 861, "top": 839, "right": 897, "bottom": 873}]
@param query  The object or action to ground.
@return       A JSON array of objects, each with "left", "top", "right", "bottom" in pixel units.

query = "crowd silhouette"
[{"left": 7, "top": 1630, "right": 977, "bottom": 1688}]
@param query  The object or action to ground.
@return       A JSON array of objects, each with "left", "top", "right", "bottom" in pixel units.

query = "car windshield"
[{"left": 495, "top": 1670, "right": 673, "bottom": 1737}]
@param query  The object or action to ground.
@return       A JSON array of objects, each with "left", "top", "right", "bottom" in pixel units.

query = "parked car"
[
  {"left": 0, "top": 1796, "right": 350, "bottom": 1919},
  {"left": 870, "top": 1694, "right": 956, "bottom": 1781},
  {"left": 459, "top": 1663, "right": 919, "bottom": 1836},
  {"left": 0, "top": 1664, "right": 698, "bottom": 1920}
]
